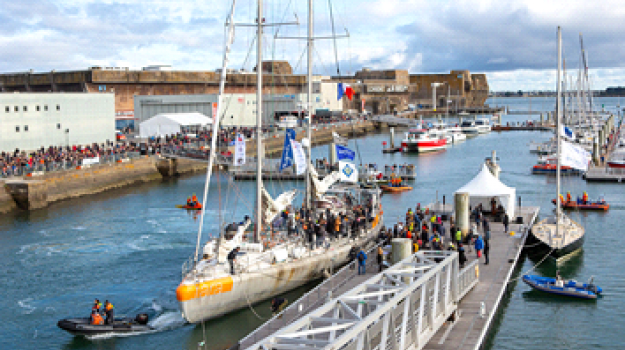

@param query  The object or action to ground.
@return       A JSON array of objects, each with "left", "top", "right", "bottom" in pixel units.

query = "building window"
[
  {"left": 44, "top": 105, "right": 48, "bottom": 111},
  {"left": 16, "top": 126, "right": 20, "bottom": 132},
  {"left": 57, "top": 123, "right": 61, "bottom": 129},
  {"left": 23, "top": 106, "right": 28, "bottom": 112},
  {"left": 56, "top": 104, "right": 60, "bottom": 111},
  {"left": 24, "top": 125, "right": 29, "bottom": 132},
  {"left": 4, "top": 106, "right": 8, "bottom": 113},
  {"left": 36, "top": 105, "right": 40, "bottom": 112},
  {"left": 14, "top": 106, "right": 18, "bottom": 112}
]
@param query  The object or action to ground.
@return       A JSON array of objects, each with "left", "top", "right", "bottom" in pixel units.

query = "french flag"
[{"left": 337, "top": 83, "right": 354, "bottom": 101}]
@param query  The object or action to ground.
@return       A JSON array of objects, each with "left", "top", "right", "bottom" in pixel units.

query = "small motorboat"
[
  {"left": 522, "top": 275, "right": 602, "bottom": 299},
  {"left": 532, "top": 164, "right": 581, "bottom": 175},
  {"left": 551, "top": 199, "right": 609, "bottom": 211},
  {"left": 380, "top": 185, "right": 413, "bottom": 193},
  {"left": 176, "top": 204, "right": 203, "bottom": 210},
  {"left": 58, "top": 313, "right": 154, "bottom": 336}
]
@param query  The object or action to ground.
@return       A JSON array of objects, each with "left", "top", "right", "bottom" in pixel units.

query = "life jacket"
[
  {"left": 106, "top": 303, "right": 114, "bottom": 311},
  {"left": 92, "top": 313, "right": 104, "bottom": 325}
]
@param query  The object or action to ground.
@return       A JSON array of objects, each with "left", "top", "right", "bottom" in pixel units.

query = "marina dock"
[{"left": 235, "top": 205, "right": 540, "bottom": 350}]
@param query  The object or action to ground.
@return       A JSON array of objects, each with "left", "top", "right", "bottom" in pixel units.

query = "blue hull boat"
[{"left": 522, "top": 275, "right": 602, "bottom": 299}]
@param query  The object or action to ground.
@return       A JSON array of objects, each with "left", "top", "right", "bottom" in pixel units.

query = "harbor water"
[{"left": 1, "top": 97, "right": 623, "bottom": 350}]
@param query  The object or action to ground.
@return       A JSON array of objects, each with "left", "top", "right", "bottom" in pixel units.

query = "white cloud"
[{"left": 1, "top": 0, "right": 625, "bottom": 91}]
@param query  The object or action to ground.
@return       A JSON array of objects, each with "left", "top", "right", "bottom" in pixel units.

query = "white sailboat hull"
[{"left": 179, "top": 222, "right": 382, "bottom": 323}]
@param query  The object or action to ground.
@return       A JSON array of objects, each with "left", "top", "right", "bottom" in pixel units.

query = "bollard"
[
  {"left": 391, "top": 238, "right": 412, "bottom": 265},
  {"left": 455, "top": 192, "right": 470, "bottom": 235}
]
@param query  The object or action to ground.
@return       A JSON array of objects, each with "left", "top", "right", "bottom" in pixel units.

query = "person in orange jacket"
[{"left": 90, "top": 310, "right": 104, "bottom": 325}]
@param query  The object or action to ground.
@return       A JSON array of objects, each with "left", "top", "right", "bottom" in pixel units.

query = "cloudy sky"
[{"left": 2, "top": 0, "right": 624, "bottom": 91}]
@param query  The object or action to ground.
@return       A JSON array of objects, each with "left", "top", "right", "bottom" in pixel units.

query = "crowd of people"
[
  {"left": 373, "top": 202, "right": 510, "bottom": 270},
  {"left": 0, "top": 143, "right": 143, "bottom": 177}
]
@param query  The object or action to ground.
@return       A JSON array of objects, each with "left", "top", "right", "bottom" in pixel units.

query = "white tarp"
[
  {"left": 454, "top": 164, "right": 516, "bottom": 218},
  {"left": 139, "top": 113, "right": 212, "bottom": 138}
]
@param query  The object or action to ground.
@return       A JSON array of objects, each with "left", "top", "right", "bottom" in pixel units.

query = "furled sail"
[
  {"left": 309, "top": 164, "right": 340, "bottom": 199},
  {"left": 261, "top": 188, "right": 297, "bottom": 226}
]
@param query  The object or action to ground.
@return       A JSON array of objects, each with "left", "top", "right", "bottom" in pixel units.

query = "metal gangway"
[
  {"left": 370, "top": 115, "right": 420, "bottom": 128},
  {"left": 244, "top": 250, "right": 479, "bottom": 350}
]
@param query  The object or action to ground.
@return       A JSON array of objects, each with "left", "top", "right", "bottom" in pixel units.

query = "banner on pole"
[
  {"left": 279, "top": 129, "right": 297, "bottom": 171},
  {"left": 212, "top": 103, "right": 218, "bottom": 122},
  {"left": 561, "top": 140, "right": 590, "bottom": 171},
  {"left": 234, "top": 133, "right": 246, "bottom": 166},
  {"left": 339, "top": 161, "right": 358, "bottom": 183},
  {"left": 290, "top": 140, "right": 307, "bottom": 175},
  {"left": 335, "top": 144, "right": 356, "bottom": 161}
]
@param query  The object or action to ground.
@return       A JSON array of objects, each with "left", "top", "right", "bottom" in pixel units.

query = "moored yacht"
[
  {"left": 401, "top": 128, "right": 448, "bottom": 153},
  {"left": 460, "top": 120, "right": 479, "bottom": 134},
  {"left": 475, "top": 118, "right": 492, "bottom": 133},
  {"left": 446, "top": 124, "right": 466, "bottom": 143}
]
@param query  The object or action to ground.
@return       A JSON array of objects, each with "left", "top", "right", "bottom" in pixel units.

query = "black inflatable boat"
[{"left": 57, "top": 313, "right": 154, "bottom": 336}]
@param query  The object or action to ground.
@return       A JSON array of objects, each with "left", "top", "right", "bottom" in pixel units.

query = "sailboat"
[
  {"left": 528, "top": 26, "right": 585, "bottom": 261},
  {"left": 176, "top": 0, "right": 383, "bottom": 324}
]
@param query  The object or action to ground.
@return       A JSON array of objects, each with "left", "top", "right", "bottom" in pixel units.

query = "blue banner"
[
  {"left": 336, "top": 144, "right": 355, "bottom": 161},
  {"left": 279, "top": 129, "right": 297, "bottom": 171}
]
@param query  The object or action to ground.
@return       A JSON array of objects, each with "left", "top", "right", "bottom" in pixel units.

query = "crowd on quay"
[
  {"left": 0, "top": 143, "right": 143, "bottom": 178},
  {"left": 373, "top": 202, "right": 510, "bottom": 269}
]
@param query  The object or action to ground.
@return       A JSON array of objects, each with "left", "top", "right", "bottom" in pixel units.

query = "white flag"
[
  {"left": 290, "top": 139, "right": 307, "bottom": 175},
  {"left": 561, "top": 140, "right": 590, "bottom": 171},
  {"left": 234, "top": 133, "right": 246, "bottom": 166},
  {"left": 339, "top": 161, "right": 358, "bottom": 183}
]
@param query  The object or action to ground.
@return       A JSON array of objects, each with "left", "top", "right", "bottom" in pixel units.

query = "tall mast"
[
  {"left": 255, "top": 0, "right": 263, "bottom": 242},
  {"left": 556, "top": 26, "right": 562, "bottom": 233},
  {"left": 306, "top": 0, "right": 313, "bottom": 209},
  {"left": 193, "top": 0, "right": 237, "bottom": 263}
]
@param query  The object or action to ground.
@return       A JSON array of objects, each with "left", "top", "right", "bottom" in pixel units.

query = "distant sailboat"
[{"left": 528, "top": 26, "right": 585, "bottom": 261}]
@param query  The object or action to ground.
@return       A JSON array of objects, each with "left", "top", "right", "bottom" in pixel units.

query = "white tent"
[
  {"left": 454, "top": 164, "right": 516, "bottom": 218},
  {"left": 139, "top": 113, "right": 212, "bottom": 138}
]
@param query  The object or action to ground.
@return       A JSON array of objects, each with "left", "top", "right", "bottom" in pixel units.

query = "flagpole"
[
  {"left": 556, "top": 26, "right": 562, "bottom": 240},
  {"left": 306, "top": 0, "right": 313, "bottom": 210}
]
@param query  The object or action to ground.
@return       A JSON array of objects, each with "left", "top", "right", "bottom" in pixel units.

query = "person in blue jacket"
[
  {"left": 357, "top": 248, "right": 368, "bottom": 275},
  {"left": 474, "top": 235, "right": 484, "bottom": 258}
]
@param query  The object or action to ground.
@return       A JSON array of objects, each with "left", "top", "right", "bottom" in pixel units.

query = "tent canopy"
[
  {"left": 454, "top": 164, "right": 516, "bottom": 218},
  {"left": 139, "top": 113, "right": 212, "bottom": 138}
]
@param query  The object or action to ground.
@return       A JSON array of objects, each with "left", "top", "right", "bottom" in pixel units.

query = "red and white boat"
[
  {"left": 607, "top": 149, "right": 625, "bottom": 168},
  {"left": 401, "top": 128, "right": 447, "bottom": 153}
]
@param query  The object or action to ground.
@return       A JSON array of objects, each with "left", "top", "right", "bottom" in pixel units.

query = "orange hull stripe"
[{"left": 176, "top": 276, "right": 234, "bottom": 302}]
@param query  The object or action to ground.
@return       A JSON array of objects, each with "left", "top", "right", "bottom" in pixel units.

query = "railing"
[
  {"left": 245, "top": 250, "right": 461, "bottom": 350},
  {"left": 457, "top": 259, "right": 480, "bottom": 300},
  {"left": 238, "top": 240, "right": 384, "bottom": 348}
]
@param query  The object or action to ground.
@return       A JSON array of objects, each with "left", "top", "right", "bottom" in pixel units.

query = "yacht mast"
[
  {"left": 556, "top": 26, "right": 562, "bottom": 239},
  {"left": 255, "top": 0, "right": 264, "bottom": 243},
  {"left": 306, "top": 0, "right": 313, "bottom": 209},
  {"left": 193, "top": 0, "right": 237, "bottom": 263}
]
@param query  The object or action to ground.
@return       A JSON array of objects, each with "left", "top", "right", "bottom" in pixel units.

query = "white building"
[
  {"left": 0, "top": 93, "right": 115, "bottom": 151},
  {"left": 134, "top": 81, "right": 343, "bottom": 129}
]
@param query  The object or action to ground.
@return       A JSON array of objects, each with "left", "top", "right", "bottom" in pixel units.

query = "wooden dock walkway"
[{"left": 423, "top": 206, "right": 539, "bottom": 350}]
